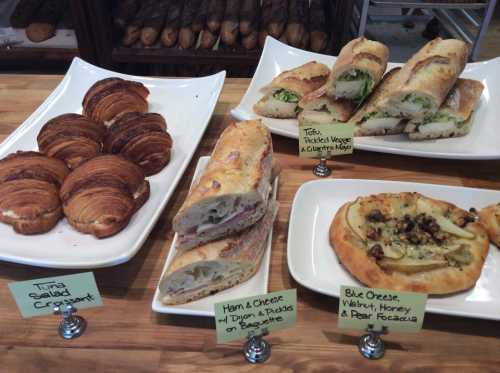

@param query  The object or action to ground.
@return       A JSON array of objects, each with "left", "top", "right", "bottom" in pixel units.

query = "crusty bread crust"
[
  {"left": 326, "top": 37, "right": 389, "bottom": 98},
  {"left": 379, "top": 38, "right": 469, "bottom": 117},
  {"left": 330, "top": 192, "right": 490, "bottom": 294},
  {"left": 173, "top": 120, "right": 272, "bottom": 235},
  {"left": 161, "top": 202, "right": 278, "bottom": 305},
  {"left": 479, "top": 203, "right": 500, "bottom": 248},
  {"left": 439, "top": 78, "right": 484, "bottom": 122},
  {"left": 262, "top": 61, "right": 330, "bottom": 97},
  {"left": 350, "top": 68, "right": 401, "bottom": 124},
  {"left": 299, "top": 85, "right": 355, "bottom": 121}
]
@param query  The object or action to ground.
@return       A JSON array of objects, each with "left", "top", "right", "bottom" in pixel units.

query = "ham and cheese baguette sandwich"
[
  {"left": 325, "top": 37, "right": 389, "bottom": 102},
  {"left": 404, "top": 78, "right": 484, "bottom": 140},
  {"left": 379, "top": 38, "right": 468, "bottom": 120},
  {"left": 173, "top": 120, "right": 273, "bottom": 251},
  {"left": 297, "top": 85, "right": 355, "bottom": 125},
  {"left": 253, "top": 61, "right": 330, "bottom": 118},
  {"left": 350, "top": 68, "right": 407, "bottom": 136},
  {"left": 160, "top": 201, "right": 278, "bottom": 305}
]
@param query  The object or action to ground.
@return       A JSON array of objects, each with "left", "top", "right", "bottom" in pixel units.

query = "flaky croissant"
[
  {"left": 0, "top": 151, "right": 69, "bottom": 234},
  {"left": 104, "top": 112, "right": 173, "bottom": 176},
  {"left": 60, "top": 155, "right": 150, "bottom": 238},
  {"left": 82, "top": 78, "right": 149, "bottom": 125},
  {"left": 37, "top": 113, "right": 106, "bottom": 169}
]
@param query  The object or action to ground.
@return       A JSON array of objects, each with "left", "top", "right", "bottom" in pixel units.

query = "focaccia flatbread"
[
  {"left": 330, "top": 192, "right": 489, "bottom": 294},
  {"left": 478, "top": 203, "right": 500, "bottom": 248}
]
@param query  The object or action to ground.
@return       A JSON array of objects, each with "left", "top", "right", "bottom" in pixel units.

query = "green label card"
[
  {"left": 8, "top": 272, "right": 103, "bottom": 318},
  {"left": 298, "top": 122, "right": 355, "bottom": 158},
  {"left": 338, "top": 285, "right": 427, "bottom": 333},
  {"left": 214, "top": 289, "right": 297, "bottom": 343}
]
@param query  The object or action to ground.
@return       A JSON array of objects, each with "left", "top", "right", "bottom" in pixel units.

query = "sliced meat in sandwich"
[
  {"left": 298, "top": 85, "right": 355, "bottom": 125},
  {"left": 404, "top": 78, "right": 484, "bottom": 140},
  {"left": 160, "top": 201, "right": 279, "bottom": 305},
  {"left": 253, "top": 61, "right": 330, "bottom": 119},
  {"left": 350, "top": 68, "right": 407, "bottom": 136},
  {"left": 173, "top": 120, "right": 273, "bottom": 251},
  {"left": 378, "top": 38, "right": 469, "bottom": 120},
  {"left": 325, "top": 37, "right": 389, "bottom": 102}
]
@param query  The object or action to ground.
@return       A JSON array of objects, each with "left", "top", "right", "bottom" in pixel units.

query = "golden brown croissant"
[
  {"left": 37, "top": 113, "right": 106, "bottom": 169},
  {"left": 60, "top": 155, "right": 150, "bottom": 238},
  {"left": 104, "top": 112, "right": 173, "bottom": 176},
  {"left": 82, "top": 78, "right": 149, "bottom": 125},
  {"left": 0, "top": 151, "right": 69, "bottom": 234}
]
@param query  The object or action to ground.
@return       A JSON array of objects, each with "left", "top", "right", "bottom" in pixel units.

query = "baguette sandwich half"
[
  {"left": 160, "top": 201, "right": 279, "bottom": 305},
  {"left": 325, "top": 37, "right": 389, "bottom": 102},
  {"left": 297, "top": 85, "right": 355, "bottom": 125},
  {"left": 378, "top": 38, "right": 469, "bottom": 120},
  {"left": 253, "top": 61, "right": 330, "bottom": 118},
  {"left": 404, "top": 78, "right": 484, "bottom": 140},
  {"left": 173, "top": 120, "right": 273, "bottom": 251},
  {"left": 350, "top": 68, "right": 407, "bottom": 136}
]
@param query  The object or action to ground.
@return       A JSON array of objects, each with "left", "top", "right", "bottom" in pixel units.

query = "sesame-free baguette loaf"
[{"left": 173, "top": 120, "right": 273, "bottom": 251}]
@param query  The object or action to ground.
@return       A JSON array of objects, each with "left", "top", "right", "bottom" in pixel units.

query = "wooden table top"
[{"left": 1, "top": 75, "right": 500, "bottom": 373}]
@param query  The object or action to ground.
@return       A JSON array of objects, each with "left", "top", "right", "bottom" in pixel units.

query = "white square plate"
[
  {"left": 287, "top": 179, "right": 500, "bottom": 320},
  {"left": 0, "top": 57, "right": 225, "bottom": 268},
  {"left": 231, "top": 36, "right": 500, "bottom": 160},
  {"left": 152, "top": 156, "right": 278, "bottom": 317}
]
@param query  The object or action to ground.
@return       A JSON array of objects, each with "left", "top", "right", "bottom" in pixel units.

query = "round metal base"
[
  {"left": 244, "top": 338, "right": 271, "bottom": 364},
  {"left": 358, "top": 334, "right": 385, "bottom": 359},
  {"left": 58, "top": 316, "right": 87, "bottom": 340},
  {"left": 313, "top": 160, "right": 331, "bottom": 177}
]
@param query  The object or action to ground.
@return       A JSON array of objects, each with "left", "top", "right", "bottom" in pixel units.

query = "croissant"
[
  {"left": 60, "top": 155, "right": 150, "bottom": 238},
  {"left": 37, "top": 113, "right": 106, "bottom": 169},
  {"left": 104, "top": 112, "right": 173, "bottom": 176},
  {"left": 0, "top": 151, "right": 69, "bottom": 234},
  {"left": 82, "top": 78, "right": 149, "bottom": 125}
]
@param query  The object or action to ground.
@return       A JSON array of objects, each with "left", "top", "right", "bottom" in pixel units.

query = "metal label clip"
[
  {"left": 53, "top": 304, "right": 87, "bottom": 340},
  {"left": 358, "top": 324, "right": 388, "bottom": 360},
  {"left": 244, "top": 328, "right": 271, "bottom": 364}
]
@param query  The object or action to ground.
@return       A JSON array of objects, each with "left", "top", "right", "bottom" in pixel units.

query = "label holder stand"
[
  {"left": 358, "top": 324, "right": 388, "bottom": 359},
  {"left": 53, "top": 304, "right": 87, "bottom": 340},
  {"left": 244, "top": 328, "right": 271, "bottom": 364},
  {"left": 312, "top": 151, "right": 332, "bottom": 177}
]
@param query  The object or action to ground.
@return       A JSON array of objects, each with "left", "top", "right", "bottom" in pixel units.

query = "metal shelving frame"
[{"left": 351, "top": 0, "right": 497, "bottom": 60}]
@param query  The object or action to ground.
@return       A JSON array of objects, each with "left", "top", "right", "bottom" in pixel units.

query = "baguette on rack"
[{"left": 172, "top": 120, "right": 273, "bottom": 251}]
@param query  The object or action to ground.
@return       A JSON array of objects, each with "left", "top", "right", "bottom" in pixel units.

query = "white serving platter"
[
  {"left": 287, "top": 179, "right": 500, "bottom": 321},
  {"left": 152, "top": 156, "right": 278, "bottom": 317},
  {"left": 0, "top": 57, "right": 225, "bottom": 269},
  {"left": 231, "top": 36, "right": 500, "bottom": 160}
]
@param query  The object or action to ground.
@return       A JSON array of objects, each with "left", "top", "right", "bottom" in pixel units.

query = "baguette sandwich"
[
  {"left": 404, "top": 78, "right": 484, "bottom": 140},
  {"left": 378, "top": 38, "right": 468, "bottom": 120},
  {"left": 173, "top": 120, "right": 273, "bottom": 251},
  {"left": 349, "top": 68, "right": 407, "bottom": 136},
  {"left": 325, "top": 37, "right": 389, "bottom": 102},
  {"left": 297, "top": 85, "right": 355, "bottom": 125},
  {"left": 253, "top": 61, "right": 330, "bottom": 119},
  {"left": 160, "top": 201, "right": 278, "bottom": 305}
]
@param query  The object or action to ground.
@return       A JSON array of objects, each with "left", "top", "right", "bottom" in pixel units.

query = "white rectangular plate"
[
  {"left": 152, "top": 156, "right": 278, "bottom": 317},
  {"left": 287, "top": 179, "right": 500, "bottom": 320},
  {"left": 0, "top": 57, "right": 225, "bottom": 268},
  {"left": 231, "top": 36, "right": 500, "bottom": 160}
]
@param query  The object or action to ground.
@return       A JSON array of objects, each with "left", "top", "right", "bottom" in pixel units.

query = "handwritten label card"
[
  {"left": 8, "top": 272, "right": 103, "bottom": 318},
  {"left": 214, "top": 289, "right": 297, "bottom": 343},
  {"left": 338, "top": 286, "right": 427, "bottom": 333},
  {"left": 298, "top": 122, "right": 355, "bottom": 158}
]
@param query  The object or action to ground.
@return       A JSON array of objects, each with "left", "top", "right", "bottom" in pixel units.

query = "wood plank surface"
[{"left": 0, "top": 75, "right": 500, "bottom": 373}]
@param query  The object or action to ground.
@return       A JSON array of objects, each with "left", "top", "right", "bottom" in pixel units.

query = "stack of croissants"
[
  {"left": 0, "top": 78, "right": 173, "bottom": 238},
  {"left": 116, "top": 0, "right": 329, "bottom": 53}
]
